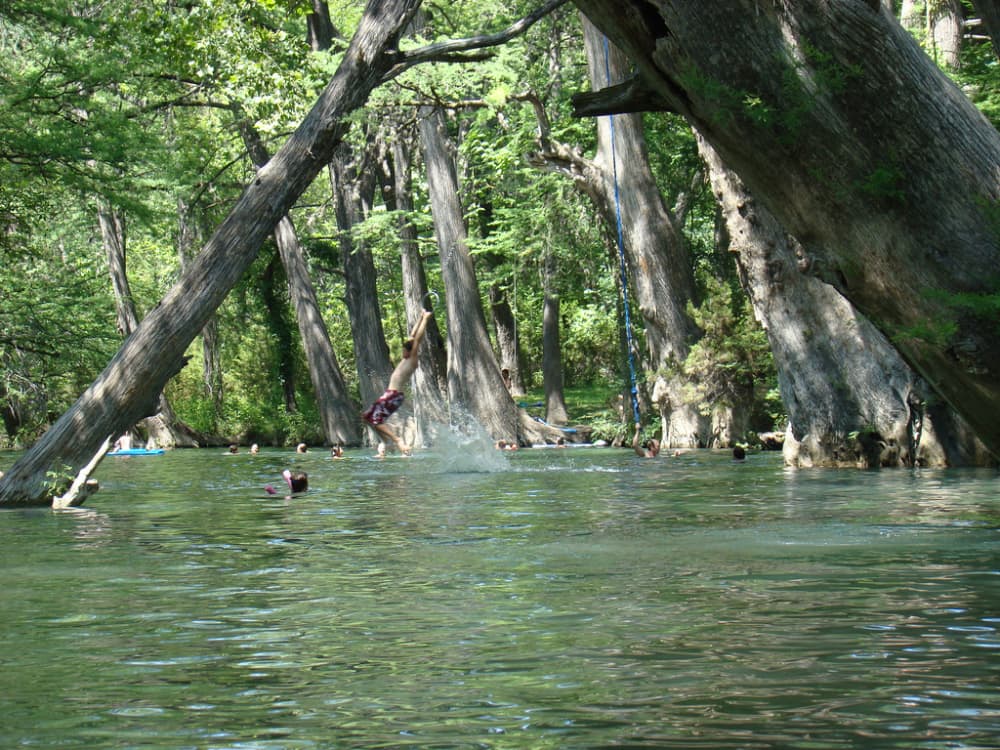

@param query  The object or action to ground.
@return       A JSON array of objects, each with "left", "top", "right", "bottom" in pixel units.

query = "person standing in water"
[{"left": 362, "top": 309, "right": 433, "bottom": 455}]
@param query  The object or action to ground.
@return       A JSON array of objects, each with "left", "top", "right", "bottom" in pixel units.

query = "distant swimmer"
[
  {"left": 632, "top": 422, "right": 660, "bottom": 458},
  {"left": 265, "top": 469, "right": 308, "bottom": 496}
]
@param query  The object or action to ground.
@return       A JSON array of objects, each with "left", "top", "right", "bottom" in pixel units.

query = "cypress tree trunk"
[
  {"left": 580, "top": 17, "right": 708, "bottom": 447},
  {"left": 419, "top": 106, "right": 520, "bottom": 441},
  {"left": 330, "top": 141, "right": 393, "bottom": 418},
  {"left": 573, "top": 0, "right": 1000, "bottom": 459},
  {"left": 488, "top": 285, "right": 526, "bottom": 397},
  {"left": 699, "top": 134, "right": 992, "bottom": 467},
  {"left": 387, "top": 134, "right": 450, "bottom": 445}
]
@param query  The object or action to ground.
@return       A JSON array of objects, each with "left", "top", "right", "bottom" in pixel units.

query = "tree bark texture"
[
  {"left": 0, "top": 0, "right": 423, "bottom": 506},
  {"left": 573, "top": 0, "right": 1000, "bottom": 459},
  {"left": 542, "top": 291, "right": 569, "bottom": 426},
  {"left": 542, "top": 246, "right": 569, "bottom": 425},
  {"left": 275, "top": 214, "right": 362, "bottom": 445},
  {"left": 98, "top": 205, "right": 139, "bottom": 336},
  {"left": 488, "top": 283, "right": 526, "bottom": 397},
  {"left": 699, "top": 133, "right": 992, "bottom": 468},
  {"left": 930, "top": 0, "right": 963, "bottom": 70},
  {"left": 419, "top": 106, "right": 520, "bottom": 442}
]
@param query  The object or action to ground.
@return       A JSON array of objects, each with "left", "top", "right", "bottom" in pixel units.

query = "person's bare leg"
[{"left": 374, "top": 423, "right": 409, "bottom": 455}]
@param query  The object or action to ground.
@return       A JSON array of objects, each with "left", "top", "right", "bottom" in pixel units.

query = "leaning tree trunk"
[
  {"left": 419, "top": 105, "right": 520, "bottom": 442},
  {"left": 240, "top": 119, "right": 361, "bottom": 445},
  {"left": 0, "top": 0, "right": 424, "bottom": 506},
  {"left": 699, "top": 134, "right": 992, "bottom": 468},
  {"left": 276, "top": 215, "right": 362, "bottom": 445},
  {"left": 572, "top": 0, "right": 1000, "bottom": 460}
]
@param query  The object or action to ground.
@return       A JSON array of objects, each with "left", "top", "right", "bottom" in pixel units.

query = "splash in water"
[{"left": 426, "top": 420, "right": 510, "bottom": 474}]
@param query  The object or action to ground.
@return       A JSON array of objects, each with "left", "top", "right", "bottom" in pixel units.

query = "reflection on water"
[{"left": 1, "top": 445, "right": 998, "bottom": 748}]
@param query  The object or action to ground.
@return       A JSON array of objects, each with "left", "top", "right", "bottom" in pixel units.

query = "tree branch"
[{"left": 387, "top": 0, "right": 570, "bottom": 79}]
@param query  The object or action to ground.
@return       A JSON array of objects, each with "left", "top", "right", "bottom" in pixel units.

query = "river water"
[{"left": 1, "top": 443, "right": 998, "bottom": 749}]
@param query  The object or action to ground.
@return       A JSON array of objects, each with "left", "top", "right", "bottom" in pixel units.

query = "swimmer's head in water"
[{"left": 283, "top": 468, "right": 308, "bottom": 493}]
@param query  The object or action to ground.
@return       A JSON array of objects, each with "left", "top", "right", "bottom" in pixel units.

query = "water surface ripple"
[{"left": 1, "top": 446, "right": 998, "bottom": 748}]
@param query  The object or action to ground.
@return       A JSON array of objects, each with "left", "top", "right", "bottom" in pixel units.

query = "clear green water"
[{"left": 1, "top": 444, "right": 998, "bottom": 749}]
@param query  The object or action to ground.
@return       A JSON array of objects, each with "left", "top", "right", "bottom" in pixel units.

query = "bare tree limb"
[{"left": 387, "top": 0, "right": 570, "bottom": 78}]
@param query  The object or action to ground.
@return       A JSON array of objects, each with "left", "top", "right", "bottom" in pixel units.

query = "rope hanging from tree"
[{"left": 602, "top": 36, "right": 641, "bottom": 425}]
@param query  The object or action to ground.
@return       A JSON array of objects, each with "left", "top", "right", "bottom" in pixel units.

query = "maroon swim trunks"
[{"left": 362, "top": 389, "right": 404, "bottom": 425}]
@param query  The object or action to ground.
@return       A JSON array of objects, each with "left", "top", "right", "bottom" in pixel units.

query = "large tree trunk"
[
  {"left": 275, "top": 214, "right": 361, "bottom": 445},
  {"left": 419, "top": 106, "right": 520, "bottom": 442},
  {"left": 306, "top": 0, "right": 339, "bottom": 52},
  {"left": 240, "top": 119, "right": 361, "bottom": 446},
  {"left": 931, "top": 0, "right": 963, "bottom": 70},
  {"left": 529, "top": 18, "right": 708, "bottom": 446},
  {"left": 330, "top": 142, "right": 393, "bottom": 417},
  {"left": 581, "top": 16, "right": 709, "bottom": 447},
  {"left": 0, "top": 0, "right": 423, "bottom": 506},
  {"left": 572, "top": 0, "right": 1000, "bottom": 459},
  {"left": 488, "top": 283, "right": 527, "bottom": 397},
  {"left": 98, "top": 205, "right": 140, "bottom": 336},
  {"left": 386, "top": 134, "right": 450, "bottom": 446},
  {"left": 699, "top": 134, "right": 992, "bottom": 468}
]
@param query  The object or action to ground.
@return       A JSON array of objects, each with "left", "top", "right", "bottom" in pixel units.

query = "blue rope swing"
[{"left": 603, "top": 36, "right": 641, "bottom": 426}]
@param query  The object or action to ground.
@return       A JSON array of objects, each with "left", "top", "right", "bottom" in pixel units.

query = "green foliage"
[
  {"left": 0, "top": 201, "right": 119, "bottom": 445},
  {"left": 680, "top": 275, "right": 781, "bottom": 430}
]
